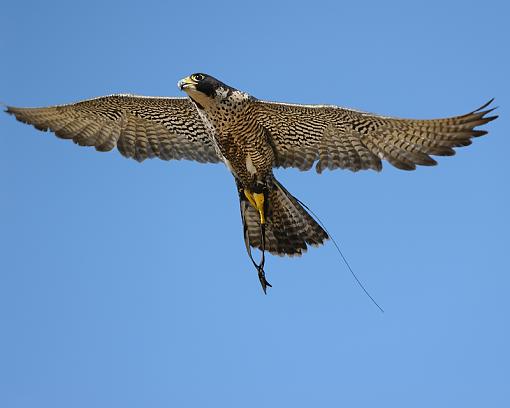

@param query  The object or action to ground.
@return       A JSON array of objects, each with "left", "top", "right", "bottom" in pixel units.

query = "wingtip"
[
  {"left": 475, "top": 98, "right": 496, "bottom": 112},
  {"left": 474, "top": 99, "right": 498, "bottom": 125},
  {"left": 2, "top": 103, "right": 16, "bottom": 116}
]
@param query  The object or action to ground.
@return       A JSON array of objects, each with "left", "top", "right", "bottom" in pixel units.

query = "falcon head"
[{"left": 178, "top": 73, "right": 238, "bottom": 109}]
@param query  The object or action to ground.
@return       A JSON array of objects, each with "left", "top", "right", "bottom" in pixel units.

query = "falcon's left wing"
[{"left": 251, "top": 99, "right": 497, "bottom": 172}]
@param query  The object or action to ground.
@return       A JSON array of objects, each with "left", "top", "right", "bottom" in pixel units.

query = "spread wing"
[
  {"left": 6, "top": 94, "right": 220, "bottom": 163},
  {"left": 251, "top": 99, "right": 497, "bottom": 172}
]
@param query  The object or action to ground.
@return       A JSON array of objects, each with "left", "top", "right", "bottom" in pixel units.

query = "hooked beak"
[{"left": 178, "top": 76, "right": 196, "bottom": 91}]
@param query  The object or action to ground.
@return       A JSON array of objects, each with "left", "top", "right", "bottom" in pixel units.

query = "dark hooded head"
[{"left": 178, "top": 73, "right": 236, "bottom": 109}]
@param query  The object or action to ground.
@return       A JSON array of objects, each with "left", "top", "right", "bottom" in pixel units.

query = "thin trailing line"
[{"left": 295, "top": 197, "right": 385, "bottom": 313}]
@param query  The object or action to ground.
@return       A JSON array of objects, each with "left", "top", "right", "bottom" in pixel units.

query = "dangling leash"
[{"left": 239, "top": 187, "right": 271, "bottom": 293}]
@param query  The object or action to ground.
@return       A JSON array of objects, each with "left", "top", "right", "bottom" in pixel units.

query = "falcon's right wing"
[{"left": 6, "top": 94, "right": 220, "bottom": 163}]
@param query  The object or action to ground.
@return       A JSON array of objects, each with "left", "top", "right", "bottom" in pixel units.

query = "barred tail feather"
[{"left": 239, "top": 178, "right": 329, "bottom": 256}]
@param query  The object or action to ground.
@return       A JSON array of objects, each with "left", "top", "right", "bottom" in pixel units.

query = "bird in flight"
[{"left": 5, "top": 73, "right": 497, "bottom": 292}]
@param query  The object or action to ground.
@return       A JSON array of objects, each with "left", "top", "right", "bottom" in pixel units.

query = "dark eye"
[{"left": 192, "top": 74, "right": 205, "bottom": 81}]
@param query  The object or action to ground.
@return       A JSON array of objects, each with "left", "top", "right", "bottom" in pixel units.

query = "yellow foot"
[
  {"left": 243, "top": 189, "right": 257, "bottom": 209},
  {"left": 253, "top": 192, "right": 265, "bottom": 225},
  {"left": 244, "top": 189, "right": 265, "bottom": 225}
]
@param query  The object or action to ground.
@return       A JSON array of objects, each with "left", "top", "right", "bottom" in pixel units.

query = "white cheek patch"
[{"left": 187, "top": 89, "right": 213, "bottom": 109}]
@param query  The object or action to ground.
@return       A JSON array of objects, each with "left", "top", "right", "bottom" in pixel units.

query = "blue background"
[{"left": 1, "top": 1, "right": 508, "bottom": 407}]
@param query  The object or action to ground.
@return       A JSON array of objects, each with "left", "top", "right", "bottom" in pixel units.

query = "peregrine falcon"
[{"left": 5, "top": 73, "right": 497, "bottom": 292}]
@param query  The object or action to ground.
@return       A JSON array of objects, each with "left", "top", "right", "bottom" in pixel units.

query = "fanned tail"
[{"left": 238, "top": 177, "right": 329, "bottom": 258}]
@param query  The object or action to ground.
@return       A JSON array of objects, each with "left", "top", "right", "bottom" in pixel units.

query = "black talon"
[{"left": 258, "top": 266, "right": 272, "bottom": 294}]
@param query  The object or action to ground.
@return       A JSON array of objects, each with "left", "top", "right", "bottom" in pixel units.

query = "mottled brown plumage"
[
  {"left": 251, "top": 99, "right": 496, "bottom": 172},
  {"left": 6, "top": 95, "right": 219, "bottom": 163},
  {"left": 5, "top": 73, "right": 497, "bottom": 292}
]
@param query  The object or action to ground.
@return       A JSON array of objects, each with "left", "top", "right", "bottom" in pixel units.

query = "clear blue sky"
[{"left": 1, "top": 1, "right": 509, "bottom": 407}]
